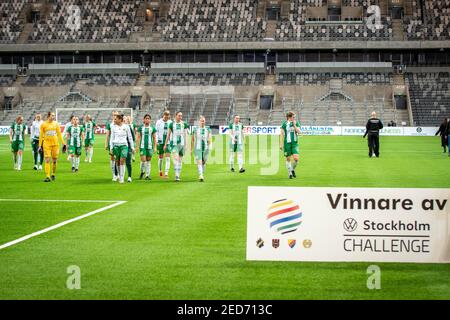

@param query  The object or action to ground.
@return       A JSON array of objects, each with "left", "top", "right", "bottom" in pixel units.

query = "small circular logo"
[
  {"left": 343, "top": 218, "right": 358, "bottom": 232},
  {"left": 416, "top": 127, "right": 423, "bottom": 133},
  {"left": 303, "top": 239, "right": 312, "bottom": 249}
]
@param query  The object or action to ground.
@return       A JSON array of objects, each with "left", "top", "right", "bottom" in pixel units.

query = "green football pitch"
[{"left": 0, "top": 135, "right": 449, "bottom": 300}]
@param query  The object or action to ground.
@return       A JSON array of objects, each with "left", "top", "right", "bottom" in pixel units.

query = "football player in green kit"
[
  {"left": 83, "top": 114, "right": 96, "bottom": 163},
  {"left": 164, "top": 111, "right": 188, "bottom": 182},
  {"left": 136, "top": 114, "right": 157, "bottom": 180},
  {"left": 280, "top": 111, "right": 301, "bottom": 179},
  {"left": 156, "top": 111, "right": 172, "bottom": 178},
  {"left": 191, "top": 116, "right": 212, "bottom": 182},
  {"left": 228, "top": 115, "right": 245, "bottom": 173},
  {"left": 66, "top": 116, "right": 85, "bottom": 173},
  {"left": 10, "top": 115, "right": 26, "bottom": 171}
]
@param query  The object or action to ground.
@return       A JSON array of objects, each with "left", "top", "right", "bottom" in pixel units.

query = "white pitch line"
[
  {"left": 0, "top": 199, "right": 119, "bottom": 203},
  {"left": 0, "top": 200, "right": 127, "bottom": 251}
]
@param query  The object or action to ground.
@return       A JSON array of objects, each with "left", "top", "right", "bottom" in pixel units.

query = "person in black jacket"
[
  {"left": 435, "top": 118, "right": 449, "bottom": 153},
  {"left": 363, "top": 112, "right": 384, "bottom": 158},
  {"left": 446, "top": 119, "right": 450, "bottom": 157}
]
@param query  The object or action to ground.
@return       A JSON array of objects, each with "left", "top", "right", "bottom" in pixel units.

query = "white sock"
[
  {"left": 175, "top": 158, "right": 182, "bottom": 177},
  {"left": 203, "top": 164, "right": 206, "bottom": 173},
  {"left": 165, "top": 157, "right": 171, "bottom": 175},
  {"left": 18, "top": 154, "right": 22, "bottom": 168},
  {"left": 229, "top": 152, "right": 235, "bottom": 169},
  {"left": 179, "top": 158, "right": 183, "bottom": 176},
  {"left": 198, "top": 164, "right": 203, "bottom": 175},
  {"left": 238, "top": 152, "right": 244, "bottom": 170},
  {"left": 75, "top": 157, "right": 80, "bottom": 169},
  {"left": 158, "top": 158, "right": 163, "bottom": 172},
  {"left": 110, "top": 160, "right": 116, "bottom": 177},
  {"left": 146, "top": 162, "right": 151, "bottom": 176},
  {"left": 286, "top": 160, "right": 292, "bottom": 174},
  {"left": 89, "top": 148, "right": 94, "bottom": 161},
  {"left": 119, "top": 165, "right": 125, "bottom": 182},
  {"left": 71, "top": 157, "right": 75, "bottom": 167},
  {"left": 140, "top": 162, "right": 145, "bottom": 173}
]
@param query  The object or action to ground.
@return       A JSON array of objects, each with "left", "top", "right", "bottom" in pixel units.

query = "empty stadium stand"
[
  {"left": 275, "top": 0, "right": 393, "bottom": 41},
  {"left": 405, "top": 0, "right": 450, "bottom": 41},
  {"left": 271, "top": 97, "right": 402, "bottom": 126},
  {"left": 0, "top": 75, "right": 15, "bottom": 87},
  {"left": 157, "top": 0, "right": 266, "bottom": 42},
  {"left": 0, "top": 0, "right": 448, "bottom": 44},
  {"left": 276, "top": 73, "right": 393, "bottom": 86},
  {"left": 0, "top": 0, "right": 29, "bottom": 44},
  {"left": 28, "top": 0, "right": 143, "bottom": 43},
  {"left": 406, "top": 72, "right": 450, "bottom": 126},
  {"left": 24, "top": 74, "right": 138, "bottom": 86},
  {"left": 146, "top": 73, "right": 265, "bottom": 86},
  {"left": 0, "top": 1, "right": 449, "bottom": 129}
]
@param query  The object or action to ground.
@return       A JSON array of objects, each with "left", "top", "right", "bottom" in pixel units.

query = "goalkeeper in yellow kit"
[{"left": 39, "top": 111, "right": 67, "bottom": 182}]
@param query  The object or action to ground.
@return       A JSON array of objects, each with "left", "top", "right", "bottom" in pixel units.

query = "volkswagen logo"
[{"left": 343, "top": 218, "right": 358, "bottom": 232}]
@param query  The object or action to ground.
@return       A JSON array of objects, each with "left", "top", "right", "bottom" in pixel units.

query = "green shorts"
[
  {"left": 194, "top": 149, "right": 209, "bottom": 162},
  {"left": 113, "top": 145, "right": 129, "bottom": 159},
  {"left": 230, "top": 143, "right": 243, "bottom": 153},
  {"left": 140, "top": 148, "right": 154, "bottom": 158},
  {"left": 158, "top": 143, "right": 171, "bottom": 155},
  {"left": 84, "top": 138, "right": 94, "bottom": 147},
  {"left": 69, "top": 146, "right": 82, "bottom": 156},
  {"left": 11, "top": 141, "right": 24, "bottom": 152},
  {"left": 284, "top": 142, "right": 299, "bottom": 157},
  {"left": 172, "top": 144, "right": 185, "bottom": 157}
]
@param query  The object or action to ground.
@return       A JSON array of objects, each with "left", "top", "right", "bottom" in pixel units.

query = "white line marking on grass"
[
  {"left": 0, "top": 199, "right": 119, "bottom": 203},
  {"left": 0, "top": 200, "right": 126, "bottom": 251}
]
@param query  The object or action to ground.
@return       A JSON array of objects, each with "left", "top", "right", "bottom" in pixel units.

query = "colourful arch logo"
[{"left": 267, "top": 199, "right": 302, "bottom": 235}]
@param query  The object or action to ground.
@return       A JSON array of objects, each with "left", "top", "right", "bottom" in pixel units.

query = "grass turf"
[{"left": 0, "top": 135, "right": 449, "bottom": 300}]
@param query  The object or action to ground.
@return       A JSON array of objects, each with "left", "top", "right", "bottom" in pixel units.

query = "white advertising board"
[{"left": 247, "top": 187, "right": 450, "bottom": 263}]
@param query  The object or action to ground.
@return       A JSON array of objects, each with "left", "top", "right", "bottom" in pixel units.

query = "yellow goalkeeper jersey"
[{"left": 39, "top": 120, "right": 65, "bottom": 147}]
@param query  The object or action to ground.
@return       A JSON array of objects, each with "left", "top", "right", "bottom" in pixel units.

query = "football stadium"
[{"left": 0, "top": 0, "right": 449, "bottom": 304}]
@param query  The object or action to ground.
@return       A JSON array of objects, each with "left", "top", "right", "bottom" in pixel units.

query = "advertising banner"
[
  {"left": 403, "top": 127, "right": 439, "bottom": 137},
  {"left": 0, "top": 126, "right": 10, "bottom": 136},
  {"left": 219, "top": 126, "right": 280, "bottom": 135},
  {"left": 220, "top": 126, "right": 438, "bottom": 137},
  {"left": 247, "top": 187, "right": 450, "bottom": 263},
  {"left": 299, "top": 126, "right": 341, "bottom": 136}
]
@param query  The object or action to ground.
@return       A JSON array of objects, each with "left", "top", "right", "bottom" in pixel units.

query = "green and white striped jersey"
[
  {"left": 83, "top": 121, "right": 96, "bottom": 140},
  {"left": 228, "top": 122, "right": 244, "bottom": 145},
  {"left": 10, "top": 122, "right": 26, "bottom": 142},
  {"left": 156, "top": 119, "right": 172, "bottom": 144},
  {"left": 281, "top": 121, "right": 301, "bottom": 144},
  {"left": 138, "top": 125, "right": 156, "bottom": 149},
  {"left": 68, "top": 126, "right": 84, "bottom": 148},
  {"left": 169, "top": 121, "right": 188, "bottom": 146},
  {"left": 192, "top": 126, "right": 211, "bottom": 152}
]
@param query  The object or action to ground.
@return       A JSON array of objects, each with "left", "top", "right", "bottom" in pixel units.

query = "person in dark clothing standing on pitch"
[
  {"left": 435, "top": 118, "right": 449, "bottom": 153},
  {"left": 363, "top": 112, "right": 384, "bottom": 158},
  {"left": 446, "top": 119, "right": 450, "bottom": 157}
]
